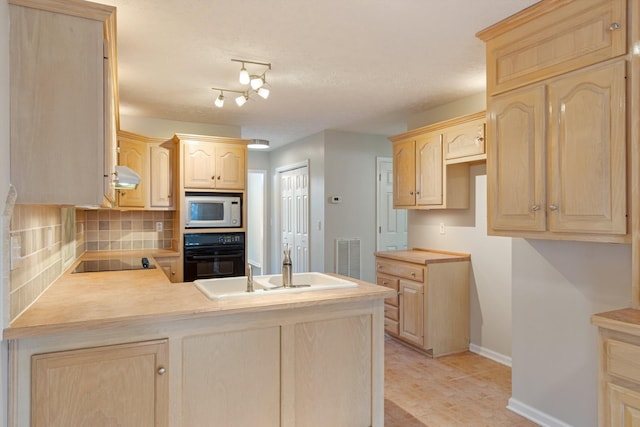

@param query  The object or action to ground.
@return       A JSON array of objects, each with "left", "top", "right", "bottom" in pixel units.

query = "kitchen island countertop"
[{"left": 5, "top": 251, "right": 394, "bottom": 340}]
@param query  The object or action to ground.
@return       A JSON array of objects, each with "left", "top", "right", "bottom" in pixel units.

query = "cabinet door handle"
[
  {"left": 475, "top": 136, "right": 484, "bottom": 143},
  {"left": 409, "top": 191, "right": 414, "bottom": 195},
  {"left": 610, "top": 22, "right": 620, "bottom": 31},
  {"left": 531, "top": 204, "right": 540, "bottom": 211},
  {"left": 211, "top": 176, "right": 215, "bottom": 180},
  {"left": 549, "top": 204, "right": 559, "bottom": 211},
  {"left": 217, "top": 176, "right": 221, "bottom": 180},
  {"left": 410, "top": 272, "right": 416, "bottom": 277},
  {"left": 397, "top": 291, "right": 402, "bottom": 296},
  {"left": 157, "top": 367, "right": 166, "bottom": 375}
]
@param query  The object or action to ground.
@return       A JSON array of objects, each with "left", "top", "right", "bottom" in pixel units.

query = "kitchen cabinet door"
[
  {"left": 393, "top": 138, "right": 416, "bottom": 207},
  {"left": 399, "top": 280, "right": 424, "bottom": 347},
  {"left": 216, "top": 144, "right": 246, "bottom": 190},
  {"left": 117, "top": 138, "right": 146, "bottom": 208},
  {"left": 488, "top": 84, "right": 546, "bottom": 232},
  {"left": 150, "top": 142, "right": 174, "bottom": 208},
  {"left": 443, "top": 116, "right": 486, "bottom": 160},
  {"left": 547, "top": 60, "right": 626, "bottom": 235},
  {"left": 184, "top": 141, "right": 217, "bottom": 189},
  {"left": 415, "top": 133, "right": 443, "bottom": 206},
  {"left": 32, "top": 339, "right": 168, "bottom": 427}
]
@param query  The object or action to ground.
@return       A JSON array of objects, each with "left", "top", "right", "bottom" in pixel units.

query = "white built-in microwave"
[{"left": 184, "top": 194, "right": 241, "bottom": 228}]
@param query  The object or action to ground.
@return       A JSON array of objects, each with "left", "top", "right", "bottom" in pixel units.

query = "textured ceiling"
[{"left": 100, "top": 0, "right": 539, "bottom": 148}]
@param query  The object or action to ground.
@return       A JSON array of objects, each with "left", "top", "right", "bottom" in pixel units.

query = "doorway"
[
  {"left": 247, "top": 170, "right": 266, "bottom": 275},
  {"left": 277, "top": 162, "right": 310, "bottom": 272},
  {"left": 376, "top": 157, "right": 407, "bottom": 251}
]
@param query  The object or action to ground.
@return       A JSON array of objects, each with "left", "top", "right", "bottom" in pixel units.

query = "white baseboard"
[
  {"left": 507, "top": 398, "right": 573, "bottom": 427},
  {"left": 469, "top": 343, "right": 512, "bottom": 367}
]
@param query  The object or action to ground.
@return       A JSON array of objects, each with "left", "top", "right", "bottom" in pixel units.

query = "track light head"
[
  {"left": 239, "top": 64, "right": 250, "bottom": 85},
  {"left": 214, "top": 92, "right": 224, "bottom": 108}
]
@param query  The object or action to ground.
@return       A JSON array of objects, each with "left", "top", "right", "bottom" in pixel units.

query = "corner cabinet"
[
  {"left": 31, "top": 339, "right": 169, "bottom": 427},
  {"left": 389, "top": 111, "right": 485, "bottom": 210},
  {"left": 117, "top": 130, "right": 176, "bottom": 210},
  {"left": 478, "top": 0, "right": 629, "bottom": 243},
  {"left": 375, "top": 249, "right": 470, "bottom": 357},
  {"left": 9, "top": 0, "right": 119, "bottom": 206}
]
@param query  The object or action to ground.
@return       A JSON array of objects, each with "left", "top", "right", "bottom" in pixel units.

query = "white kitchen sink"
[{"left": 194, "top": 272, "right": 357, "bottom": 300}]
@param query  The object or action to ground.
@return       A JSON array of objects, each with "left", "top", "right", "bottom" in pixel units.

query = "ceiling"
[{"left": 101, "top": 0, "right": 540, "bottom": 149}]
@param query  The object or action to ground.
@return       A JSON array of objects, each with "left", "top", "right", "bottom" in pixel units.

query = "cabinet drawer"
[
  {"left": 443, "top": 117, "right": 486, "bottom": 160},
  {"left": 384, "top": 317, "right": 399, "bottom": 335},
  {"left": 377, "top": 275, "right": 399, "bottom": 306},
  {"left": 482, "top": 0, "right": 626, "bottom": 95},
  {"left": 384, "top": 304, "right": 399, "bottom": 321},
  {"left": 376, "top": 260, "right": 423, "bottom": 282},
  {"left": 607, "top": 339, "right": 640, "bottom": 383}
]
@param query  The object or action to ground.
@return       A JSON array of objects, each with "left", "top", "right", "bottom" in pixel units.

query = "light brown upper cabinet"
[
  {"left": 183, "top": 140, "right": 247, "bottom": 191},
  {"left": 118, "top": 137, "right": 147, "bottom": 208},
  {"left": 389, "top": 111, "right": 485, "bottom": 210},
  {"left": 116, "top": 131, "right": 176, "bottom": 210},
  {"left": 9, "top": 0, "right": 118, "bottom": 206},
  {"left": 482, "top": 0, "right": 626, "bottom": 96},
  {"left": 478, "top": 0, "right": 629, "bottom": 243}
]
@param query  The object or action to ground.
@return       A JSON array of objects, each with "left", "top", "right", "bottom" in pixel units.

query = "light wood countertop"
[
  {"left": 591, "top": 308, "right": 640, "bottom": 336},
  {"left": 5, "top": 251, "right": 394, "bottom": 340},
  {"left": 374, "top": 248, "right": 470, "bottom": 264}
]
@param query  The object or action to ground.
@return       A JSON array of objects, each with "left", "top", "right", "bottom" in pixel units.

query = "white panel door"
[
  {"left": 280, "top": 165, "right": 309, "bottom": 272},
  {"left": 377, "top": 158, "right": 407, "bottom": 251}
]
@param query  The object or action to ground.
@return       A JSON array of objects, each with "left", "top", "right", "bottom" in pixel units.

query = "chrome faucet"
[
  {"left": 246, "top": 265, "right": 254, "bottom": 293},
  {"left": 282, "top": 244, "right": 292, "bottom": 288}
]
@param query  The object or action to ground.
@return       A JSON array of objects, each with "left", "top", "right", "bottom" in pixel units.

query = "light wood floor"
[{"left": 384, "top": 336, "right": 538, "bottom": 426}]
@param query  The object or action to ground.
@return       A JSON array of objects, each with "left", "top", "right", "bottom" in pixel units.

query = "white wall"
[
  {"left": 323, "top": 130, "right": 391, "bottom": 283},
  {"left": 269, "top": 132, "right": 325, "bottom": 274},
  {"left": 119, "top": 115, "right": 240, "bottom": 139},
  {"left": 408, "top": 166, "right": 513, "bottom": 363},
  {"left": 510, "top": 239, "right": 630, "bottom": 427},
  {"left": 1, "top": 1, "right": 10, "bottom": 424}
]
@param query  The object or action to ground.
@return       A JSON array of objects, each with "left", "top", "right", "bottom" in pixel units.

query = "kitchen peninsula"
[{"left": 6, "top": 252, "right": 394, "bottom": 427}]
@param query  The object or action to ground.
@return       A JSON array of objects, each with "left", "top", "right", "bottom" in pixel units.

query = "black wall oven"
[{"left": 183, "top": 232, "right": 245, "bottom": 282}]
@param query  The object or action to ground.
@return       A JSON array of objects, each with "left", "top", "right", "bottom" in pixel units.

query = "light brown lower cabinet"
[
  {"left": 13, "top": 299, "right": 385, "bottom": 426},
  {"left": 592, "top": 309, "right": 640, "bottom": 426},
  {"left": 376, "top": 249, "right": 470, "bottom": 357},
  {"left": 155, "top": 256, "right": 179, "bottom": 282},
  {"left": 31, "top": 339, "right": 168, "bottom": 427}
]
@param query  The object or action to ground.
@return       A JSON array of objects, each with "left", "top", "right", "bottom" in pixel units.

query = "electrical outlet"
[
  {"left": 439, "top": 223, "right": 446, "bottom": 235},
  {"left": 156, "top": 222, "right": 163, "bottom": 232}
]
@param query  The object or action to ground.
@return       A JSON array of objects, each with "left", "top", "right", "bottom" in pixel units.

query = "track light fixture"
[{"left": 211, "top": 59, "right": 272, "bottom": 108}]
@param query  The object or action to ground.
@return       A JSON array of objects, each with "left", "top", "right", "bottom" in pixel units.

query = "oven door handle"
[{"left": 188, "top": 253, "right": 243, "bottom": 261}]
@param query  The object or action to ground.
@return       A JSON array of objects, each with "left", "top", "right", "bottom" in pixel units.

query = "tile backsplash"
[
  {"left": 8, "top": 206, "right": 175, "bottom": 321},
  {"left": 9, "top": 205, "right": 65, "bottom": 321},
  {"left": 84, "top": 210, "right": 174, "bottom": 251}
]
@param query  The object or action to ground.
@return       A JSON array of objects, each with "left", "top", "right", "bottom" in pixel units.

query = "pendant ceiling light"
[{"left": 212, "top": 59, "right": 272, "bottom": 108}]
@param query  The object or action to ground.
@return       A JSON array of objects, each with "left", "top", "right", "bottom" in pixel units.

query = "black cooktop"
[{"left": 72, "top": 257, "right": 156, "bottom": 273}]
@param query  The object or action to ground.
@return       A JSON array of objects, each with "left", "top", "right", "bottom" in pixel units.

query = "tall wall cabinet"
[
  {"left": 477, "top": 0, "right": 640, "bottom": 425},
  {"left": 477, "top": 0, "right": 629, "bottom": 243},
  {"left": 9, "top": 0, "right": 119, "bottom": 206}
]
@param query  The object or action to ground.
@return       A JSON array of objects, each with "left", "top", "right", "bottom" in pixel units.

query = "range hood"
[{"left": 113, "top": 165, "right": 141, "bottom": 190}]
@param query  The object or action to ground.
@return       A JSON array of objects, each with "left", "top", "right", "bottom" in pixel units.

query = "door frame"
[{"left": 247, "top": 169, "right": 267, "bottom": 275}]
